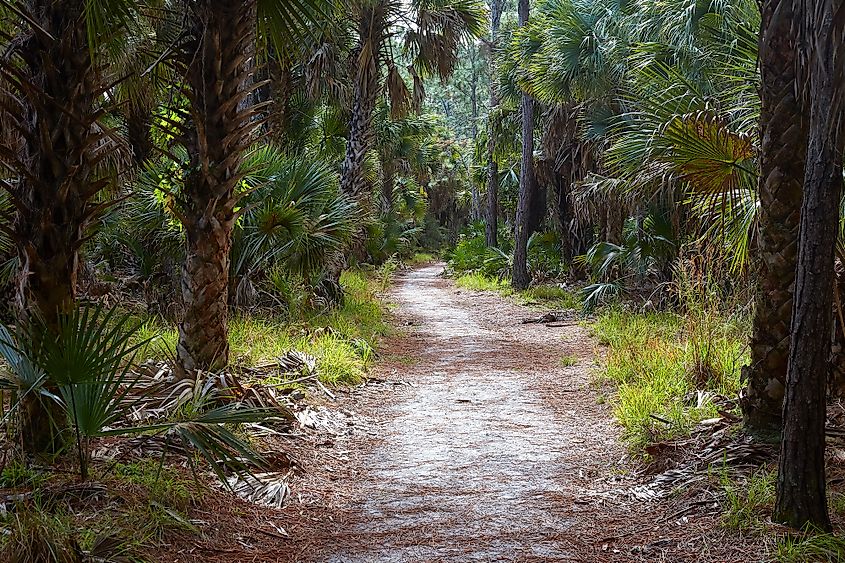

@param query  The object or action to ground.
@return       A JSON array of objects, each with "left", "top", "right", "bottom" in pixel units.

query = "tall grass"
[
  {"left": 593, "top": 258, "right": 750, "bottom": 450},
  {"left": 135, "top": 270, "right": 388, "bottom": 385}
]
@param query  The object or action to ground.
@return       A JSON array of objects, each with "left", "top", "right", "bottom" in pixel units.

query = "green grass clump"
[
  {"left": 455, "top": 273, "right": 513, "bottom": 294},
  {"left": 720, "top": 468, "right": 775, "bottom": 531},
  {"left": 593, "top": 307, "right": 747, "bottom": 450},
  {"left": 776, "top": 533, "right": 845, "bottom": 562},
  {"left": 560, "top": 354, "right": 578, "bottom": 367},
  {"left": 519, "top": 284, "right": 580, "bottom": 310}
]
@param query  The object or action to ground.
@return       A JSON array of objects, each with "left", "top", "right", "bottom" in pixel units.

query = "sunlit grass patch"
[
  {"left": 517, "top": 284, "right": 580, "bottom": 311},
  {"left": 455, "top": 273, "right": 513, "bottom": 294},
  {"left": 132, "top": 269, "right": 387, "bottom": 387},
  {"left": 593, "top": 307, "right": 747, "bottom": 451}
]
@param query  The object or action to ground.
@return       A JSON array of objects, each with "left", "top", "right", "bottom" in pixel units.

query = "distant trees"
[{"left": 340, "top": 0, "right": 487, "bottom": 204}]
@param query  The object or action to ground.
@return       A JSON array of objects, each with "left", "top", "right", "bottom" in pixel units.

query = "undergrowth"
[
  {"left": 0, "top": 458, "right": 204, "bottom": 560},
  {"left": 134, "top": 270, "right": 388, "bottom": 385},
  {"left": 592, "top": 304, "right": 748, "bottom": 451}
]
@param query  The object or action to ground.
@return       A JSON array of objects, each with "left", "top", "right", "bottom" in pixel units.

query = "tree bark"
[
  {"left": 741, "top": 0, "right": 808, "bottom": 438},
  {"left": 1, "top": 0, "right": 111, "bottom": 452},
  {"left": 340, "top": 36, "right": 379, "bottom": 202},
  {"left": 512, "top": 0, "right": 536, "bottom": 290},
  {"left": 773, "top": 0, "right": 845, "bottom": 530},
  {"left": 485, "top": 0, "right": 503, "bottom": 247},
  {"left": 176, "top": 0, "right": 258, "bottom": 374}
]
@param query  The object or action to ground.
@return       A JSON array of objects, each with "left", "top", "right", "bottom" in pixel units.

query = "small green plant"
[
  {"left": 560, "top": 355, "right": 578, "bottom": 367},
  {"left": 719, "top": 468, "right": 775, "bottom": 531},
  {"left": 0, "top": 460, "right": 47, "bottom": 489},
  {"left": 776, "top": 532, "right": 845, "bottom": 562}
]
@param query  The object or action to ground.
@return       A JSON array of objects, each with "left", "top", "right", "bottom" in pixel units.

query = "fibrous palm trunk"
[
  {"left": 0, "top": 0, "right": 112, "bottom": 452},
  {"left": 774, "top": 0, "right": 845, "bottom": 531},
  {"left": 485, "top": 0, "right": 503, "bottom": 248},
  {"left": 740, "top": 0, "right": 808, "bottom": 437},
  {"left": 175, "top": 0, "right": 258, "bottom": 374},
  {"left": 511, "top": 0, "right": 536, "bottom": 290},
  {"left": 340, "top": 41, "right": 379, "bottom": 202}
]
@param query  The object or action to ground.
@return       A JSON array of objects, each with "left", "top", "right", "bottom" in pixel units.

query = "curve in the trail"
[{"left": 326, "top": 265, "right": 590, "bottom": 562}]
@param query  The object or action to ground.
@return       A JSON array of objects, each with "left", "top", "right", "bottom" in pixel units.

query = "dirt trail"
[
  {"left": 311, "top": 264, "right": 637, "bottom": 562},
  {"left": 259, "top": 264, "right": 762, "bottom": 563}
]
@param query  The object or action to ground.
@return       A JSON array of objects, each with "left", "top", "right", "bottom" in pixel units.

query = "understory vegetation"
[{"left": 2, "top": 0, "right": 845, "bottom": 554}]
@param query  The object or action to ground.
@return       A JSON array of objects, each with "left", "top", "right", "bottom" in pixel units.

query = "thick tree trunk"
[
  {"left": 485, "top": 0, "right": 503, "bottom": 247},
  {"left": 1, "top": 0, "right": 108, "bottom": 453},
  {"left": 740, "top": 0, "right": 807, "bottom": 437},
  {"left": 774, "top": 0, "right": 845, "bottom": 529},
  {"left": 176, "top": 0, "right": 257, "bottom": 374},
  {"left": 512, "top": 0, "right": 535, "bottom": 290}
]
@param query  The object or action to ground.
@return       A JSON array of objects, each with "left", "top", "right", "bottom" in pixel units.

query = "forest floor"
[{"left": 186, "top": 264, "right": 773, "bottom": 562}]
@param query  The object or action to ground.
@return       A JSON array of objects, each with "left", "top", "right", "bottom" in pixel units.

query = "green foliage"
[
  {"left": 593, "top": 306, "right": 745, "bottom": 450},
  {"left": 446, "top": 222, "right": 513, "bottom": 278},
  {"left": 776, "top": 533, "right": 845, "bottom": 563},
  {"left": 0, "top": 461, "right": 47, "bottom": 489},
  {"left": 719, "top": 468, "right": 776, "bottom": 532},
  {"left": 455, "top": 273, "right": 513, "bottom": 294}
]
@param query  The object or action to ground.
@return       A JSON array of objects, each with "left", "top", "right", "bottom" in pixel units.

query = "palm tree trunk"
[
  {"left": 485, "top": 0, "right": 503, "bottom": 247},
  {"left": 340, "top": 43, "right": 379, "bottom": 201},
  {"left": 1, "top": 0, "right": 107, "bottom": 453},
  {"left": 740, "top": 0, "right": 808, "bottom": 437},
  {"left": 512, "top": 0, "right": 536, "bottom": 290},
  {"left": 774, "top": 0, "right": 845, "bottom": 530},
  {"left": 175, "top": 0, "right": 258, "bottom": 374}
]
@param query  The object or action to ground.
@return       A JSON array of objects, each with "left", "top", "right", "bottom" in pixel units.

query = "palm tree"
[
  {"left": 0, "top": 0, "right": 135, "bottom": 451},
  {"left": 740, "top": 0, "right": 806, "bottom": 437},
  {"left": 163, "top": 0, "right": 326, "bottom": 374},
  {"left": 339, "top": 0, "right": 487, "bottom": 204}
]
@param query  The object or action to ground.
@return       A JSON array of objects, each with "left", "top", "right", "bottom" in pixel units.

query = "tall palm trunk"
[
  {"left": 0, "top": 0, "right": 111, "bottom": 452},
  {"left": 512, "top": 0, "right": 536, "bottom": 290},
  {"left": 740, "top": 0, "right": 807, "bottom": 437},
  {"left": 485, "top": 0, "right": 503, "bottom": 247},
  {"left": 175, "top": 0, "right": 258, "bottom": 373},
  {"left": 340, "top": 39, "right": 379, "bottom": 201},
  {"left": 774, "top": 0, "right": 845, "bottom": 529}
]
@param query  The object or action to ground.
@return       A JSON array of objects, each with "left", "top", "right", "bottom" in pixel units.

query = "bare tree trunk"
[
  {"left": 485, "top": 0, "right": 503, "bottom": 247},
  {"left": 469, "top": 46, "right": 481, "bottom": 222},
  {"left": 741, "top": 0, "right": 808, "bottom": 438},
  {"left": 774, "top": 0, "right": 845, "bottom": 529},
  {"left": 512, "top": 0, "right": 535, "bottom": 290},
  {"left": 175, "top": 0, "right": 258, "bottom": 374}
]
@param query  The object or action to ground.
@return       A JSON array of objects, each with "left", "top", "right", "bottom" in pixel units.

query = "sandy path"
[
  {"left": 237, "top": 264, "right": 768, "bottom": 563},
  {"left": 317, "top": 264, "right": 630, "bottom": 562}
]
